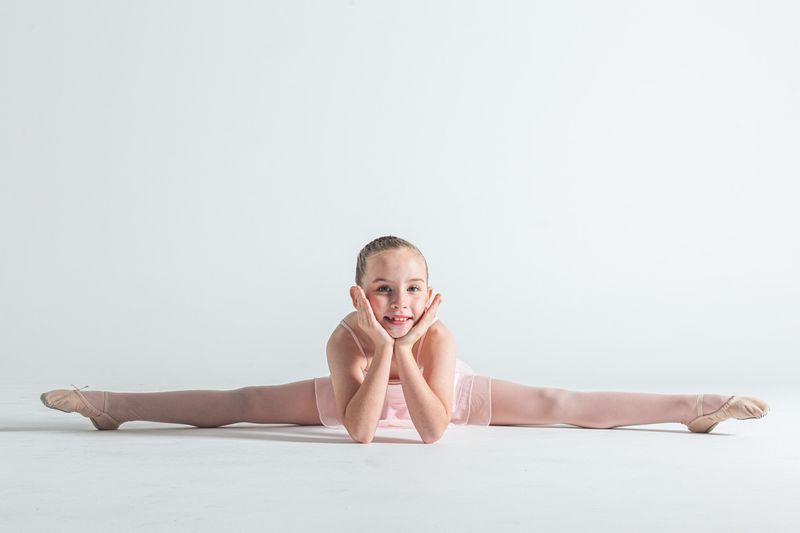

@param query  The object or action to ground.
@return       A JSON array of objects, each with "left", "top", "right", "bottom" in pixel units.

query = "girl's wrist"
[
  {"left": 376, "top": 341, "right": 395, "bottom": 354},
  {"left": 393, "top": 344, "right": 415, "bottom": 357}
]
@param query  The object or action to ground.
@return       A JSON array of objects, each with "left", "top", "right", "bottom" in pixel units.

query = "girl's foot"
[
  {"left": 683, "top": 394, "right": 769, "bottom": 433},
  {"left": 681, "top": 394, "right": 730, "bottom": 424},
  {"left": 40, "top": 385, "right": 122, "bottom": 430}
]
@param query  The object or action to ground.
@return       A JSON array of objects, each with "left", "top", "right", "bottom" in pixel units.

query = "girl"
[{"left": 41, "top": 235, "right": 769, "bottom": 444}]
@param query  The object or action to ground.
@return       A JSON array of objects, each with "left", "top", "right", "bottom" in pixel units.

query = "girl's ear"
[{"left": 428, "top": 286, "right": 433, "bottom": 302}]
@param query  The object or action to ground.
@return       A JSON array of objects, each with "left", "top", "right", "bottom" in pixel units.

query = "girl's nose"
[{"left": 391, "top": 294, "right": 409, "bottom": 307}]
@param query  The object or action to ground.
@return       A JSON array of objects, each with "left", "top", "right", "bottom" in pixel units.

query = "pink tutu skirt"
[{"left": 314, "top": 359, "right": 491, "bottom": 429}]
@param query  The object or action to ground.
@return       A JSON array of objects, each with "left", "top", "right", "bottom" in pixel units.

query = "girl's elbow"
[
  {"left": 421, "top": 433, "right": 443, "bottom": 444},
  {"left": 421, "top": 425, "right": 448, "bottom": 444},
  {"left": 347, "top": 425, "right": 374, "bottom": 444},
  {"left": 344, "top": 414, "right": 375, "bottom": 443}
]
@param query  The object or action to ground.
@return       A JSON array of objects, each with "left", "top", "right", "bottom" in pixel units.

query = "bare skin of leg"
[
  {"left": 488, "top": 378, "right": 730, "bottom": 428},
  {"left": 80, "top": 379, "right": 323, "bottom": 428}
]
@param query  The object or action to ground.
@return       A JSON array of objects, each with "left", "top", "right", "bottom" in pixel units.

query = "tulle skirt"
[{"left": 313, "top": 359, "right": 491, "bottom": 429}]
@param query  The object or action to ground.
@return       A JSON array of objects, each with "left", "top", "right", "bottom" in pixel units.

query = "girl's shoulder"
[{"left": 339, "top": 311, "right": 358, "bottom": 332}]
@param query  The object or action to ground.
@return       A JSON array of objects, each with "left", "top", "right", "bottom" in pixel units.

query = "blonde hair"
[{"left": 355, "top": 235, "right": 429, "bottom": 287}]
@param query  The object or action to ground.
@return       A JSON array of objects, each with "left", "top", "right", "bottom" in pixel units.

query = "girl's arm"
[
  {"left": 396, "top": 330, "right": 454, "bottom": 443},
  {"left": 342, "top": 344, "right": 393, "bottom": 443}
]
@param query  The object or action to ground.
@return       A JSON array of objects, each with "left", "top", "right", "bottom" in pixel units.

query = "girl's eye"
[{"left": 377, "top": 286, "right": 421, "bottom": 292}]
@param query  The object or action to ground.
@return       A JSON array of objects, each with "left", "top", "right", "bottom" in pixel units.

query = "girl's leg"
[
  {"left": 79, "top": 379, "right": 322, "bottom": 428},
  {"left": 488, "top": 378, "right": 730, "bottom": 428}
]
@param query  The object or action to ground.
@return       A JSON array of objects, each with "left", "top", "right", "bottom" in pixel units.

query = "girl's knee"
[
  {"left": 533, "top": 387, "right": 567, "bottom": 419},
  {"left": 531, "top": 386, "right": 565, "bottom": 403}
]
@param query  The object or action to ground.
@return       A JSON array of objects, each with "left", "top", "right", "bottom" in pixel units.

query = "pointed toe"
[
  {"left": 40, "top": 386, "right": 122, "bottom": 430},
  {"left": 737, "top": 396, "right": 769, "bottom": 419},
  {"left": 686, "top": 394, "right": 769, "bottom": 433}
]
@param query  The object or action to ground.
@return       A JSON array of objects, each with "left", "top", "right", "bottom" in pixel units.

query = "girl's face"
[{"left": 354, "top": 248, "right": 434, "bottom": 338}]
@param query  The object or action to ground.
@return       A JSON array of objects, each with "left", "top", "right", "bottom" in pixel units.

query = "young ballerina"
[{"left": 41, "top": 235, "right": 769, "bottom": 443}]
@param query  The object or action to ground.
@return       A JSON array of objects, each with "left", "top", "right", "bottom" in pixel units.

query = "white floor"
[{"left": 3, "top": 386, "right": 798, "bottom": 533}]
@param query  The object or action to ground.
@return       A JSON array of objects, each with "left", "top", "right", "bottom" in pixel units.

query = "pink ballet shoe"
[
  {"left": 40, "top": 384, "right": 122, "bottom": 430},
  {"left": 685, "top": 394, "right": 769, "bottom": 433}
]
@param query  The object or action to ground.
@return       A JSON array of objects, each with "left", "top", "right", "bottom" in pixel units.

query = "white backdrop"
[{"left": 2, "top": 1, "right": 797, "bottom": 393}]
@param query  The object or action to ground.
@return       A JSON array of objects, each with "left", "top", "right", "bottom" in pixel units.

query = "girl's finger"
[{"left": 427, "top": 295, "right": 442, "bottom": 315}]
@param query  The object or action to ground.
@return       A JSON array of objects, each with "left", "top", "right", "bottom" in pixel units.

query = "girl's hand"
[
  {"left": 352, "top": 285, "right": 395, "bottom": 350},
  {"left": 394, "top": 293, "right": 443, "bottom": 351}
]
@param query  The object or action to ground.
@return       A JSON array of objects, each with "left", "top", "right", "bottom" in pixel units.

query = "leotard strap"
[{"left": 339, "top": 320, "right": 366, "bottom": 358}]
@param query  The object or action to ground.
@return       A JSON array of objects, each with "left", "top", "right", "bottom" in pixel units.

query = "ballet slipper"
[
  {"left": 40, "top": 384, "right": 122, "bottom": 430},
  {"left": 685, "top": 394, "right": 769, "bottom": 433}
]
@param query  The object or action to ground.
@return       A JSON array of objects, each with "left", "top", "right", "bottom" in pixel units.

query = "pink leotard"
[{"left": 313, "top": 317, "right": 492, "bottom": 428}]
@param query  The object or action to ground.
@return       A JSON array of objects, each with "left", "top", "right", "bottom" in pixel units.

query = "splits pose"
[{"left": 41, "top": 235, "right": 769, "bottom": 443}]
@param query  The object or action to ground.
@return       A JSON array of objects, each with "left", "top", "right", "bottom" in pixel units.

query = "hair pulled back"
[{"left": 355, "top": 235, "right": 429, "bottom": 287}]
